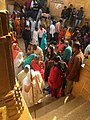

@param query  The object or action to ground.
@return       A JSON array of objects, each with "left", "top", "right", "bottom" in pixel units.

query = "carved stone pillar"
[
  {"left": 0, "top": 9, "right": 15, "bottom": 97},
  {"left": 0, "top": 1, "right": 32, "bottom": 120}
]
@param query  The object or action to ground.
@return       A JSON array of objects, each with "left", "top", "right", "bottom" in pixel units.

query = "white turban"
[{"left": 24, "top": 65, "right": 30, "bottom": 71}]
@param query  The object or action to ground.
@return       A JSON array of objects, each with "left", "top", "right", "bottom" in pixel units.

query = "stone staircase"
[{"left": 29, "top": 96, "right": 90, "bottom": 120}]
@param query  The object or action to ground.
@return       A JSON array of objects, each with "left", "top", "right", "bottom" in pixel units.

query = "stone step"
[
  {"left": 29, "top": 94, "right": 63, "bottom": 113},
  {"left": 61, "top": 101, "right": 90, "bottom": 120},
  {"left": 36, "top": 96, "right": 86, "bottom": 120},
  {"left": 86, "top": 116, "right": 90, "bottom": 120},
  {"left": 30, "top": 95, "right": 66, "bottom": 119}
]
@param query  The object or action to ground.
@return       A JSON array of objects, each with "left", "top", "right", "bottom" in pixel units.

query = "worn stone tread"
[
  {"left": 62, "top": 101, "right": 90, "bottom": 120},
  {"left": 30, "top": 96, "right": 65, "bottom": 118},
  {"left": 36, "top": 96, "right": 86, "bottom": 120},
  {"left": 86, "top": 116, "right": 90, "bottom": 120}
]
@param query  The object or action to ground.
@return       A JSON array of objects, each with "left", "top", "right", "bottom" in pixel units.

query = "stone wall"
[
  {"left": 6, "top": 0, "right": 25, "bottom": 5},
  {"left": 50, "top": 0, "right": 69, "bottom": 17},
  {"left": 72, "top": 56, "right": 90, "bottom": 100},
  {"left": 69, "top": 0, "right": 90, "bottom": 19},
  {"left": 49, "top": 0, "right": 90, "bottom": 19},
  {"left": 0, "top": 0, "right": 6, "bottom": 10}
]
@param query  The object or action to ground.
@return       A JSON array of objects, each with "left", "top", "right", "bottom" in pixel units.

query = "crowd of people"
[
  {"left": 9, "top": 1, "right": 90, "bottom": 107},
  {"left": 61, "top": 4, "right": 84, "bottom": 27}
]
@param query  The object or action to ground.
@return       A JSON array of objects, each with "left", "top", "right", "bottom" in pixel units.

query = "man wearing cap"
[{"left": 65, "top": 42, "right": 84, "bottom": 95}]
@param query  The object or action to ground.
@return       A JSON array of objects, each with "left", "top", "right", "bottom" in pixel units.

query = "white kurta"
[
  {"left": 32, "top": 30, "right": 39, "bottom": 45},
  {"left": 17, "top": 70, "right": 28, "bottom": 86},
  {"left": 22, "top": 69, "right": 44, "bottom": 107},
  {"left": 49, "top": 24, "right": 55, "bottom": 37}
]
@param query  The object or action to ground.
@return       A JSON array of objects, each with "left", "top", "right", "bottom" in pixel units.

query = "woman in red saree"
[
  {"left": 58, "top": 27, "right": 65, "bottom": 44},
  {"left": 48, "top": 56, "right": 64, "bottom": 98},
  {"left": 58, "top": 39, "right": 65, "bottom": 56}
]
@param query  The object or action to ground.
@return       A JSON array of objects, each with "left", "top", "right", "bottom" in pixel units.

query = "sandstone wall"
[
  {"left": 50, "top": 0, "right": 69, "bottom": 17},
  {"left": 50, "top": 0, "right": 90, "bottom": 19},
  {"left": 69, "top": 0, "right": 90, "bottom": 19},
  {"left": 6, "top": 0, "right": 25, "bottom": 5},
  {"left": 72, "top": 56, "right": 90, "bottom": 100},
  {"left": 0, "top": 0, "right": 6, "bottom": 10}
]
